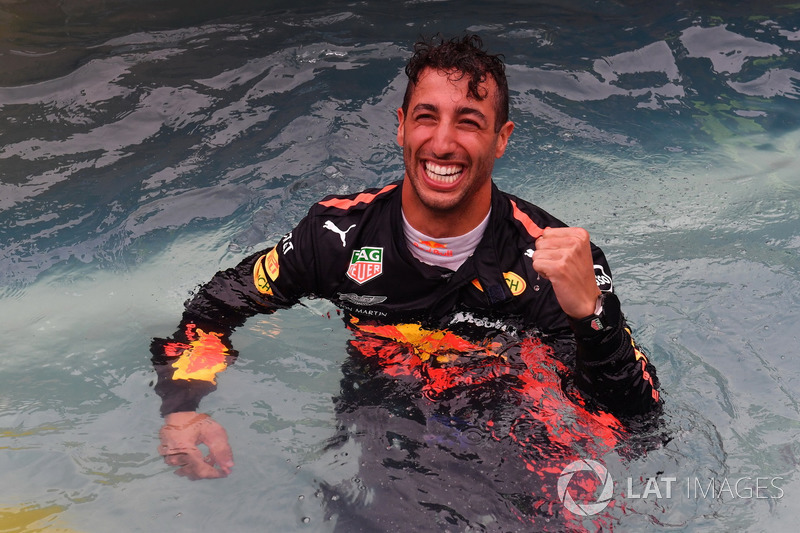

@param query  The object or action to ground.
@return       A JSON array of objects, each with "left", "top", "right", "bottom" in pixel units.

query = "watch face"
[{"left": 594, "top": 293, "right": 605, "bottom": 316}]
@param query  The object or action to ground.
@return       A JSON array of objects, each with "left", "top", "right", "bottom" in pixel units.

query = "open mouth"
[{"left": 424, "top": 161, "right": 464, "bottom": 184}]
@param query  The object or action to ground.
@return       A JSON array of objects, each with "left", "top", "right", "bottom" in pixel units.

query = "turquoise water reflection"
[{"left": 1, "top": 1, "right": 799, "bottom": 531}]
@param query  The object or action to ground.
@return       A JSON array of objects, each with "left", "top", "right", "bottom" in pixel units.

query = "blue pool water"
[{"left": 1, "top": 1, "right": 799, "bottom": 531}]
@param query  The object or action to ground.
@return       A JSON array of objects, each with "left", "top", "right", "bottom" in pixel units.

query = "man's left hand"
[{"left": 532, "top": 227, "right": 600, "bottom": 319}]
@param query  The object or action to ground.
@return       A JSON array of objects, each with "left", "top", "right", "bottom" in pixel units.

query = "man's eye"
[{"left": 460, "top": 120, "right": 480, "bottom": 129}]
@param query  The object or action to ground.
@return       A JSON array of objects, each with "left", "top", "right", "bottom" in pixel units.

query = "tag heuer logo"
[
  {"left": 347, "top": 247, "right": 383, "bottom": 284},
  {"left": 266, "top": 247, "right": 280, "bottom": 281}
]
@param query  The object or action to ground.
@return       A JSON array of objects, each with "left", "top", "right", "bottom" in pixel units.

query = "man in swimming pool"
[{"left": 151, "top": 35, "right": 661, "bottom": 488}]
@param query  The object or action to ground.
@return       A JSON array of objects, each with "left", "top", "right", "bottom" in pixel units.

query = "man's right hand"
[{"left": 158, "top": 411, "right": 234, "bottom": 480}]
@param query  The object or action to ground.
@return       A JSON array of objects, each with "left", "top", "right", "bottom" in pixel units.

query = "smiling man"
[
  {"left": 398, "top": 64, "right": 513, "bottom": 234},
  {"left": 151, "top": 35, "right": 661, "bottom": 508}
]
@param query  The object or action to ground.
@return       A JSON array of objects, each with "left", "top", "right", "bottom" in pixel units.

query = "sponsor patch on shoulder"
[
  {"left": 253, "top": 255, "right": 274, "bottom": 295},
  {"left": 266, "top": 247, "right": 280, "bottom": 281},
  {"left": 594, "top": 264, "right": 613, "bottom": 292}
]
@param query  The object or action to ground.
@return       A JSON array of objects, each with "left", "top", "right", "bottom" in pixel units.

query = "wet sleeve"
[
  {"left": 150, "top": 213, "right": 320, "bottom": 416},
  {"left": 570, "top": 291, "right": 661, "bottom": 415},
  {"left": 566, "top": 246, "right": 661, "bottom": 415}
]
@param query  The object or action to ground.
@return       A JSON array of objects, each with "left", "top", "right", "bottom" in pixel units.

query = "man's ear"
[
  {"left": 396, "top": 107, "right": 405, "bottom": 146},
  {"left": 494, "top": 120, "right": 514, "bottom": 158}
]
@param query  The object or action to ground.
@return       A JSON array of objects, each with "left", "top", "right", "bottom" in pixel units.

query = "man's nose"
[{"left": 429, "top": 121, "right": 457, "bottom": 156}]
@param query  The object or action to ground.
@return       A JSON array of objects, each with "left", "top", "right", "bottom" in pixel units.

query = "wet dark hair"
[{"left": 402, "top": 34, "right": 509, "bottom": 131}]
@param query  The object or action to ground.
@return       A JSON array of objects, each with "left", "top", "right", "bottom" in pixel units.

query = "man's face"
[{"left": 397, "top": 67, "right": 514, "bottom": 222}]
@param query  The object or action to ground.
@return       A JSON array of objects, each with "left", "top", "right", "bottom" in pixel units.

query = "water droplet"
[
  {"left": 298, "top": 494, "right": 305, "bottom": 500},
  {"left": 302, "top": 517, "right": 311, "bottom": 524}
]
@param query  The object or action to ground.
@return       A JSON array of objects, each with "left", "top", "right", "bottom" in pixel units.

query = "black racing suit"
[{"left": 151, "top": 180, "right": 661, "bottom": 530}]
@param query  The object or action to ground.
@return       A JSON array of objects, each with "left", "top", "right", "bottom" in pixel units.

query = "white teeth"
[{"left": 424, "top": 162, "right": 463, "bottom": 183}]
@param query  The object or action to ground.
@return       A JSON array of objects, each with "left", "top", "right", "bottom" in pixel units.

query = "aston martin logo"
[{"left": 337, "top": 293, "right": 388, "bottom": 306}]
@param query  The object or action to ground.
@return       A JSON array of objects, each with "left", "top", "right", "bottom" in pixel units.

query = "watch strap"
[{"left": 568, "top": 292, "right": 620, "bottom": 339}]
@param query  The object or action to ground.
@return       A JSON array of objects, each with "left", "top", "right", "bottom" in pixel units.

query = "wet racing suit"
[{"left": 151, "top": 180, "right": 661, "bottom": 530}]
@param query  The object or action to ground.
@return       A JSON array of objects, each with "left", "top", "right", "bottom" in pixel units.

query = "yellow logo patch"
[
  {"left": 471, "top": 272, "right": 527, "bottom": 296},
  {"left": 253, "top": 255, "right": 274, "bottom": 295},
  {"left": 504, "top": 272, "right": 526, "bottom": 296}
]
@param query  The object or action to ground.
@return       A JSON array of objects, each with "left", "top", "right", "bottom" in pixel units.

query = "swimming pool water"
[{"left": 1, "top": 1, "right": 799, "bottom": 531}]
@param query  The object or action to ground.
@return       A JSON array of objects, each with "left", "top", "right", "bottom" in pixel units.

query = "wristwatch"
[{"left": 568, "top": 292, "right": 620, "bottom": 338}]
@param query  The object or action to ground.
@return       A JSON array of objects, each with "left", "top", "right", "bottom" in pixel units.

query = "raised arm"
[{"left": 532, "top": 226, "right": 660, "bottom": 415}]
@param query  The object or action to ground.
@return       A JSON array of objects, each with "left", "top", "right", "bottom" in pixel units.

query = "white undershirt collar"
[{"left": 402, "top": 209, "right": 491, "bottom": 271}]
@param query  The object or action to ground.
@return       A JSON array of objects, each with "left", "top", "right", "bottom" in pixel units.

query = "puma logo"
[{"left": 323, "top": 220, "right": 357, "bottom": 247}]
